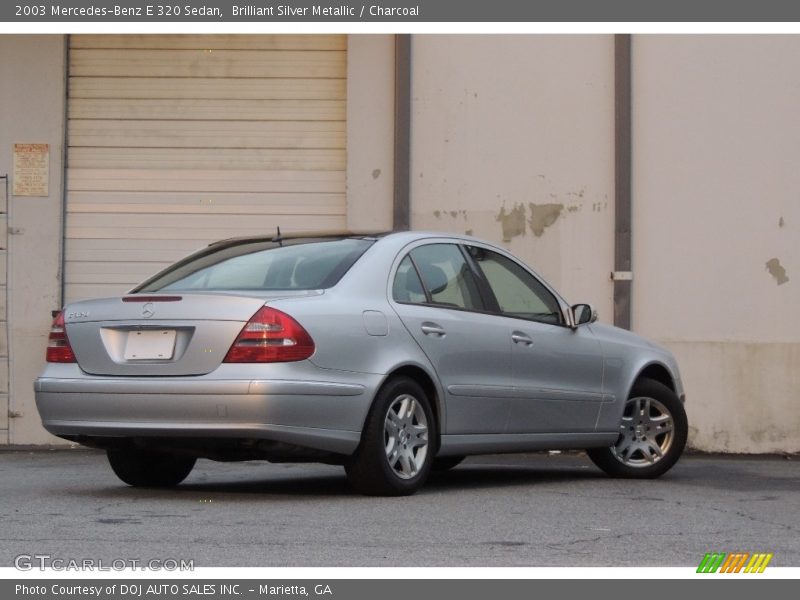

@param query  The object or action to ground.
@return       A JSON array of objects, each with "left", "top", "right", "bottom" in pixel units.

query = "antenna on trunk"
[{"left": 273, "top": 226, "right": 284, "bottom": 247}]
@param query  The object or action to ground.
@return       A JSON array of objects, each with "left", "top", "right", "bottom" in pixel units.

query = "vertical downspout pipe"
[
  {"left": 393, "top": 34, "right": 411, "bottom": 231},
  {"left": 59, "top": 34, "right": 70, "bottom": 309},
  {"left": 614, "top": 35, "right": 632, "bottom": 330}
]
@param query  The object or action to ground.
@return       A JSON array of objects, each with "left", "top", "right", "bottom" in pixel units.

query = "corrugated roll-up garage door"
[{"left": 65, "top": 34, "right": 347, "bottom": 303}]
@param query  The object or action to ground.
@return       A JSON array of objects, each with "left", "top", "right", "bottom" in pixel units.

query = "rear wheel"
[
  {"left": 345, "top": 377, "right": 435, "bottom": 496},
  {"left": 587, "top": 379, "right": 687, "bottom": 479},
  {"left": 107, "top": 448, "right": 196, "bottom": 488}
]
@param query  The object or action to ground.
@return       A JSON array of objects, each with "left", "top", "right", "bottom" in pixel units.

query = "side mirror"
[{"left": 571, "top": 303, "right": 598, "bottom": 328}]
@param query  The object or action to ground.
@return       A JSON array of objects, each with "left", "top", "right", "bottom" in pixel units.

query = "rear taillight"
[
  {"left": 46, "top": 311, "right": 76, "bottom": 363},
  {"left": 223, "top": 306, "right": 315, "bottom": 363}
]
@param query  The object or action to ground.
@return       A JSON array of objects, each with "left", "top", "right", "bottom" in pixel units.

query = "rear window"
[{"left": 136, "top": 238, "right": 374, "bottom": 293}]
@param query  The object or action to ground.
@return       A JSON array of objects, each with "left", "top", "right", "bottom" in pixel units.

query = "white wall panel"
[
  {"left": 65, "top": 34, "right": 347, "bottom": 303},
  {"left": 632, "top": 36, "right": 800, "bottom": 452}
]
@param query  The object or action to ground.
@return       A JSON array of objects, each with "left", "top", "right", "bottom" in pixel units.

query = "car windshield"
[{"left": 136, "top": 238, "right": 374, "bottom": 292}]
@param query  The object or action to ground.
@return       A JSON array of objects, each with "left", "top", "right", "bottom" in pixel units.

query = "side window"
[
  {"left": 392, "top": 256, "right": 427, "bottom": 304},
  {"left": 468, "top": 246, "right": 563, "bottom": 325},
  {"left": 407, "top": 244, "right": 484, "bottom": 311}
]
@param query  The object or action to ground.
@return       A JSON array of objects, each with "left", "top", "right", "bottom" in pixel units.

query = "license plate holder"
[{"left": 124, "top": 329, "right": 177, "bottom": 360}]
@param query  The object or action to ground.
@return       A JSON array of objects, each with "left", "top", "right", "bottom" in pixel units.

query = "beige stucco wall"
[
  {"left": 0, "top": 35, "right": 67, "bottom": 444},
  {"left": 0, "top": 34, "right": 396, "bottom": 446},
  {"left": 346, "top": 35, "right": 395, "bottom": 233},
  {"left": 409, "top": 35, "right": 616, "bottom": 326},
  {"left": 2, "top": 33, "right": 796, "bottom": 453},
  {"left": 412, "top": 34, "right": 799, "bottom": 453},
  {"left": 632, "top": 36, "right": 800, "bottom": 452}
]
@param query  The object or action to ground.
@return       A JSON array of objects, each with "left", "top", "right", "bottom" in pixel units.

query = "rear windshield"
[{"left": 136, "top": 238, "right": 374, "bottom": 293}]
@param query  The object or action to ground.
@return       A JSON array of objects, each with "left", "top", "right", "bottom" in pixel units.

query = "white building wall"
[
  {"left": 346, "top": 35, "right": 395, "bottom": 232},
  {"left": 2, "top": 33, "right": 797, "bottom": 453},
  {"left": 0, "top": 36, "right": 67, "bottom": 444},
  {"left": 410, "top": 35, "right": 616, "bottom": 337},
  {"left": 64, "top": 34, "right": 350, "bottom": 303},
  {"left": 632, "top": 35, "right": 800, "bottom": 452},
  {"left": 0, "top": 34, "right": 396, "bottom": 445}
]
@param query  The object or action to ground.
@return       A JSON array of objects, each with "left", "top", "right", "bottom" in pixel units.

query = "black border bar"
[{"left": 6, "top": 1, "right": 800, "bottom": 22}]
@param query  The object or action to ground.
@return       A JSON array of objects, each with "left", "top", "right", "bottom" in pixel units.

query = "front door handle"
[
  {"left": 421, "top": 322, "right": 447, "bottom": 337},
  {"left": 511, "top": 331, "right": 533, "bottom": 346}
]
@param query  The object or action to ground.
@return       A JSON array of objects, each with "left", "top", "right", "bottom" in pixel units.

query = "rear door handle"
[
  {"left": 511, "top": 331, "right": 533, "bottom": 346},
  {"left": 421, "top": 322, "right": 446, "bottom": 337}
]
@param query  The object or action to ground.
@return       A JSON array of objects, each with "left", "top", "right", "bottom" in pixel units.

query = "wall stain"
[
  {"left": 528, "top": 203, "right": 564, "bottom": 237},
  {"left": 495, "top": 204, "right": 527, "bottom": 241},
  {"left": 567, "top": 187, "right": 586, "bottom": 198},
  {"left": 371, "top": 169, "right": 381, "bottom": 180},
  {"left": 465, "top": 229, "right": 474, "bottom": 236},
  {"left": 765, "top": 258, "right": 789, "bottom": 285},
  {"left": 433, "top": 209, "right": 467, "bottom": 220},
  {"left": 779, "top": 216, "right": 785, "bottom": 228}
]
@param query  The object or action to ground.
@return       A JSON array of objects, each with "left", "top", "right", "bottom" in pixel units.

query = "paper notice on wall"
[{"left": 13, "top": 143, "right": 49, "bottom": 197}]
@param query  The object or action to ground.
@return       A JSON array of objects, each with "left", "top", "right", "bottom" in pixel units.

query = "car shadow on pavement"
[
  {"left": 53, "top": 452, "right": 702, "bottom": 500},
  {"left": 145, "top": 463, "right": 609, "bottom": 498},
  {"left": 426, "top": 464, "right": 605, "bottom": 490}
]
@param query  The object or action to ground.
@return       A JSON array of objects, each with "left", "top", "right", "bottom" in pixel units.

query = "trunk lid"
[{"left": 63, "top": 292, "right": 317, "bottom": 376}]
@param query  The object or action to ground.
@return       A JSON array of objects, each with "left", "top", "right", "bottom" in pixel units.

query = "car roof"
[
  {"left": 207, "top": 231, "right": 387, "bottom": 247},
  {"left": 206, "top": 230, "right": 492, "bottom": 250}
]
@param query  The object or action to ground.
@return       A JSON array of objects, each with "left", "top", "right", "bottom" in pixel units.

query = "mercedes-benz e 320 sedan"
[{"left": 36, "top": 231, "right": 687, "bottom": 495}]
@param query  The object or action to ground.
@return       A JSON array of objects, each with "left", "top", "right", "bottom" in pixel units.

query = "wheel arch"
[
  {"left": 631, "top": 362, "right": 677, "bottom": 396},
  {"left": 372, "top": 362, "right": 444, "bottom": 440}
]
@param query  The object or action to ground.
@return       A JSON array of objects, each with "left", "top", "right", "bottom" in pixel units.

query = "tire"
[
  {"left": 432, "top": 456, "right": 465, "bottom": 472},
  {"left": 345, "top": 376, "right": 435, "bottom": 496},
  {"left": 587, "top": 379, "right": 687, "bottom": 479},
  {"left": 107, "top": 448, "right": 196, "bottom": 488}
]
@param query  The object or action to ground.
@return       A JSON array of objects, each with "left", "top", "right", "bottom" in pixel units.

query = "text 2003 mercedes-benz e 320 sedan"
[{"left": 35, "top": 231, "right": 687, "bottom": 495}]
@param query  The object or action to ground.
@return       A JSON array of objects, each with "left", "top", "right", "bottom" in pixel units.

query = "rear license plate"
[{"left": 124, "top": 329, "right": 177, "bottom": 360}]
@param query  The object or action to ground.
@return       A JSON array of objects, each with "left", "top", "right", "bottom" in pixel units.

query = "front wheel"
[
  {"left": 107, "top": 448, "right": 196, "bottom": 488},
  {"left": 345, "top": 377, "right": 435, "bottom": 496},
  {"left": 587, "top": 379, "right": 687, "bottom": 479}
]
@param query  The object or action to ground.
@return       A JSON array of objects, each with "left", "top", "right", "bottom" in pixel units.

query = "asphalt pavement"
[{"left": 0, "top": 449, "right": 797, "bottom": 567}]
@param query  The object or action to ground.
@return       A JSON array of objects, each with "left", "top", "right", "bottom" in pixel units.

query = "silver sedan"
[{"left": 35, "top": 231, "right": 688, "bottom": 495}]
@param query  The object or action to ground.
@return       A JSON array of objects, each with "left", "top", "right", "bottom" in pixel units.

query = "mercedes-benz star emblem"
[{"left": 141, "top": 303, "right": 155, "bottom": 319}]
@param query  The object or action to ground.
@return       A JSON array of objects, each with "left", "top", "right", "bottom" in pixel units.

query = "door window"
[
  {"left": 392, "top": 244, "right": 484, "bottom": 311},
  {"left": 392, "top": 256, "right": 427, "bottom": 304},
  {"left": 468, "top": 246, "right": 563, "bottom": 325}
]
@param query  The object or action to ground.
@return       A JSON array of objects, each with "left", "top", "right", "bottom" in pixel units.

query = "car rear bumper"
[{"left": 35, "top": 367, "right": 379, "bottom": 455}]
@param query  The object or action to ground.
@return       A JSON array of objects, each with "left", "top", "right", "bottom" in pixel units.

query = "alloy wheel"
[
  {"left": 384, "top": 394, "right": 429, "bottom": 479},
  {"left": 611, "top": 396, "right": 674, "bottom": 467}
]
